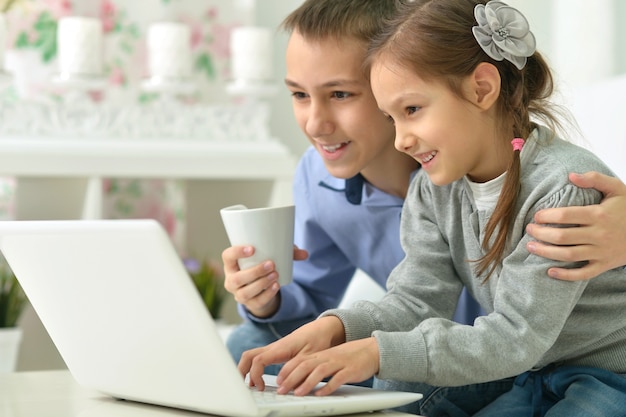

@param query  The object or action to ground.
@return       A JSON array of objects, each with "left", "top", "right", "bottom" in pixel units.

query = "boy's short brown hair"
[{"left": 281, "top": 0, "right": 398, "bottom": 43}]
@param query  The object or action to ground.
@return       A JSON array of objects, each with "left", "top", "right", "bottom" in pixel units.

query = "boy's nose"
[{"left": 305, "top": 104, "right": 334, "bottom": 137}]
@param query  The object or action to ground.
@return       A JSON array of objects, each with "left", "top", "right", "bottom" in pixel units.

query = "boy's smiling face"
[{"left": 285, "top": 31, "right": 397, "bottom": 180}]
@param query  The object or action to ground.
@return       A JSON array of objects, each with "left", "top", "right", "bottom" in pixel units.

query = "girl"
[{"left": 239, "top": 1, "right": 626, "bottom": 415}]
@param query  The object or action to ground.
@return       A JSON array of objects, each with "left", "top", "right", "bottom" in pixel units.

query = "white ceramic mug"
[{"left": 220, "top": 204, "right": 295, "bottom": 285}]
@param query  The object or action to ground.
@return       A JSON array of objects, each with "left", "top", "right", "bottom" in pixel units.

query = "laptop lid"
[{"left": 0, "top": 219, "right": 421, "bottom": 417}]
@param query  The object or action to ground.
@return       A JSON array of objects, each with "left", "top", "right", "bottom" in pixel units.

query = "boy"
[{"left": 222, "top": 0, "right": 626, "bottom": 374}]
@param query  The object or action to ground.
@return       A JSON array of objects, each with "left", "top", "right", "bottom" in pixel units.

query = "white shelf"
[{"left": 0, "top": 137, "right": 295, "bottom": 180}]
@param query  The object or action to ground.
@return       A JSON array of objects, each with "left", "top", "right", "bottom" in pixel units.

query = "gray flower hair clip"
[{"left": 472, "top": 1, "right": 536, "bottom": 70}]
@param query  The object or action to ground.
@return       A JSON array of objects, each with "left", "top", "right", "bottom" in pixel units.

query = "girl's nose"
[{"left": 394, "top": 127, "right": 415, "bottom": 154}]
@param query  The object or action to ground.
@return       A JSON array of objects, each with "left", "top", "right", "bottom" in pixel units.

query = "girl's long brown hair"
[{"left": 367, "top": 0, "right": 561, "bottom": 281}]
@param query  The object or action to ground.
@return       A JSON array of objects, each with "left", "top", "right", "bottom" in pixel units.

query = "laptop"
[{"left": 0, "top": 219, "right": 422, "bottom": 417}]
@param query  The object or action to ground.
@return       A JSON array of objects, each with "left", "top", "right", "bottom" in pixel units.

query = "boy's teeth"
[{"left": 322, "top": 143, "right": 343, "bottom": 152}]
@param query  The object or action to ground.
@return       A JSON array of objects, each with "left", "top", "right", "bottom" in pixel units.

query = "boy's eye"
[
  {"left": 291, "top": 91, "right": 308, "bottom": 100},
  {"left": 385, "top": 114, "right": 395, "bottom": 125},
  {"left": 332, "top": 91, "right": 351, "bottom": 99}
]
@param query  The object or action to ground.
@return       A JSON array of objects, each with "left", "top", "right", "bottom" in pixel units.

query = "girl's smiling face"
[{"left": 370, "top": 59, "right": 511, "bottom": 185}]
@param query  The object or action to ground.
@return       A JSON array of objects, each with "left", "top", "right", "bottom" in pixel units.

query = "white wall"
[
  {"left": 257, "top": 0, "right": 308, "bottom": 158},
  {"left": 569, "top": 75, "right": 626, "bottom": 181},
  {"left": 508, "top": 0, "right": 625, "bottom": 180}
]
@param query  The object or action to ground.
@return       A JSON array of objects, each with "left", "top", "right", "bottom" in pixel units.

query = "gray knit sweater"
[{"left": 323, "top": 126, "right": 626, "bottom": 387}]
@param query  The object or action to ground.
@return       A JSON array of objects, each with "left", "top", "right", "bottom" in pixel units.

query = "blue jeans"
[
  {"left": 474, "top": 366, "right": 626, "bottom": 417},
  {"left": 226, "top": 316, "right": 316, "bottom": 376},
  {"left": 374, "top": 377, "right": 515, "bottom": 416},
  {"left": 377, "top": 366, "right": 626, "bottom": 417}
]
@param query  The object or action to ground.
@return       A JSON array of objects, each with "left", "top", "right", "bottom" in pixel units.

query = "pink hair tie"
[{"left": 511, "top": 138, "right": 525, "bottom": 152}]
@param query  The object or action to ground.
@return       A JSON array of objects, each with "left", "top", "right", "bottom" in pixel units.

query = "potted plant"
[
  {"left": 183, "top": 258, "right": 225, "bottom": 319},
  {"left": 0, "top": 259, "right": 27, "bottom": 372}
]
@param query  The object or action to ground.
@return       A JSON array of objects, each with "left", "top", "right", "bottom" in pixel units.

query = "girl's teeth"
[{"left": 422, "top": 151, "right": 437, "bottom": 163}]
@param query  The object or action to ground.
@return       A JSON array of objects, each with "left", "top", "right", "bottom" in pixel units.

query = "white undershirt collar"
[{"left": 464, "top": 171, "right": 507, "bottom": 212}]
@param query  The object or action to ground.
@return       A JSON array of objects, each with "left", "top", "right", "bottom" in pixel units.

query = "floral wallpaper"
[
  {"left": 0, "top": 0, "right": 250, "bottom": 254},
  {"left": 3, "top": 0, "right": 239, "bottom": 93}
]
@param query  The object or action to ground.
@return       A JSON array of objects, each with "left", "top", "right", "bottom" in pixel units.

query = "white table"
[{"left": 0, "top": 370, "right": 416, "bottom": 417}]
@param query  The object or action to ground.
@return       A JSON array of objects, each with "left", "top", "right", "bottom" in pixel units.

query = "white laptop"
[{"left": 0, "top": 219, "right": 422, "bottom": 417}]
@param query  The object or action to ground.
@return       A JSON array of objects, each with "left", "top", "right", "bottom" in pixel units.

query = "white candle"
[
  {"left": 57, "top": 16, "right": 103, "bottom": 77},
  {"left": 230, "top": 26, "right": 273, "bottom": 82},
  {"left": 147, "top": 22, "right": 192, "bottom": 79}
]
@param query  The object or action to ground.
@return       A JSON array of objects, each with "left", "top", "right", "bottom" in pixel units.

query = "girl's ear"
[{"left": 470, "top": 62, "right": 501, "bottom": 110}]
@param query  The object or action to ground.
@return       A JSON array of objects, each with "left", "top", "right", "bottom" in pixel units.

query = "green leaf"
[
  {"left": 195, "top": 54, "right": 216, "bottom": 80},
  {"left": 41, "top": 39, "right": 57, "bottom": 63},
  {"left": 187, "top": 260, "right": 224, "bottom": 318},
  {"left": 109, "top": 180, "right": 120, "bottom": 193},
  {"left": 120, "top": 41, "right": 133, "bottom": 55},
  {"left": 126, "top": 180, "right": 142, "bottom": 197},
  {"left": 138, "top": 92, "right": 159, "bottom": 104},
  {"left": 127, "top": 23, "right": 140, "bottom": 39},
  {"left": 33, "top": 11, "right": 55, "bottom": 30},
  {"left": 32, "top": 12, "right": 58, "bottom": 62},
  {"left": 0, "top": 263, "right": 27, "bottom": 328},
  {"left": 14, "top": 32, "right": 30, "bottom": 49}
]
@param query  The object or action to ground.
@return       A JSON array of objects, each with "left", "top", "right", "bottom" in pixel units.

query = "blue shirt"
[{"left": 240, "top": 146, "right": 483, "bottom": 323}]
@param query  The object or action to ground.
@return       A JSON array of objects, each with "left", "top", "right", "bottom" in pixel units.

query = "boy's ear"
[{"left": 469, "top": 62, "right": 500, "bottom": 110}]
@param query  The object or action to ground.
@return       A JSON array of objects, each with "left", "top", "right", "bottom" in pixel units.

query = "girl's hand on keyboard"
[
  {"left": 239, "top": 316, "right": 346, "bottom": 391},
  {"left": 277, "top": 337, "right": 380, "bottom": 397}
]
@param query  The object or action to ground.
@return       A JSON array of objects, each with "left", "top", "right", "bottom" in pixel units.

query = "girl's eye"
[
  {"left": 406, "top": 106, "right": 420, "bottom": 115},
  {"left": 385, "top": 114, "right": 395, "bottom": 125},
  {"left": 332, "top": 91, "right": 351, "bottom": 100}
]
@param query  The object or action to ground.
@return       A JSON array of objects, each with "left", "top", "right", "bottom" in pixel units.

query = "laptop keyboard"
[
  {"left": 250, "top": 385, "right": 311, "bottom": 403},
  {"left": 250, "top": 385, "right": 346, "bottom": 404}
]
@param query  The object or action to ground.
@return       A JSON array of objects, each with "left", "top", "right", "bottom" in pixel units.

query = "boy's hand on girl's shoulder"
[{"left": 526, "top": 172, "right": 626, "bottom": 281}]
